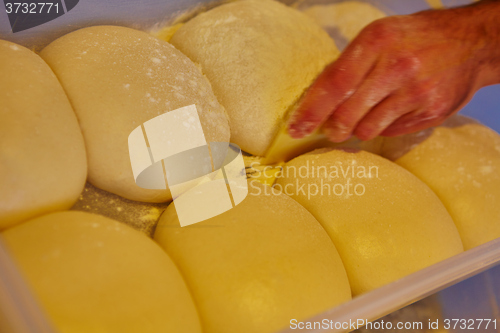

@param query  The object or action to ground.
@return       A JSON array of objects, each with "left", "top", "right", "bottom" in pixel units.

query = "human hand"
[{"left": 288, "top": 2, "right": 500, "bottom": 142}]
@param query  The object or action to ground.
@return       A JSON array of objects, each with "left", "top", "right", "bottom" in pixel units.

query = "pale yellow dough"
[
  {"left": 40, "top": 26, "right": 229, "bottom": 203},
  {"left": 154, "top": 182, "right": 351, "bottom": 333},
  {"left": 303, "top": 1, "right": 386, "bottom": 41},
  {"left": 1, "top": 211, "right": 202, "bottom": 333},
  {"left": 275, "top": 149, "right": 463, "bottom": 295},
  {"left": 0, "top": 40, "right": 87, "bottom": 229},
  {"left": 169, "top": 0, "right": 339, "bottom": 156},
  {"left": 389, "top": 124, "right": 500, "bottom": 250}
]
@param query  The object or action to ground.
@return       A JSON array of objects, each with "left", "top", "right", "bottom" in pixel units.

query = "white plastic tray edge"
[{"left": 279, "top": 237, "right": 500, "bottom": 333}]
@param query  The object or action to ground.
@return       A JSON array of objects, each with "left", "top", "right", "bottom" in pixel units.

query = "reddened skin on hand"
[{"left": 288, "top": 1, "right": 500, "bottom": 142}]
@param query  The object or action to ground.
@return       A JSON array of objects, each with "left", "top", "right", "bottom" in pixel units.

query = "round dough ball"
[
  {"left": 382, "top": 121, "right": 500, "bottom": 250},
  {"left": 275, "top": 149, "right": 463, "bottom": 295},
  {"left": 154, "top": 182, "right": 351, "bottom": 333},
  {"left": 303, "top": 1, "right": 386, "bottom": 50},
  {"left": 40, "top": 26, "right": 230, "bottom": 203},
  {"left": 1, "top": 211, "right": 201, "bottom": 333},
  {"left": 0, "top": 40, "right": 87, "bottom": 230},
  {"left": 169, "top": 0, "right": 339, "bottom": 156}
]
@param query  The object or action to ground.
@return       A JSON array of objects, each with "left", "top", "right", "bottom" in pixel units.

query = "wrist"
[
  {"left": 460, "top": 1, "right": 500, "bottom": 86},
  {"left": 413, "top": 1, "right": 500, "bottom": 87}
]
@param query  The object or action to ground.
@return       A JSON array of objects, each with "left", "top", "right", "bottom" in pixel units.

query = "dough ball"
[
  {"left": 40, "top": 26, "right": 229, "bottom": 203},
  {"left": 275, "top": 149, "right": 463, "bottom": 295},
  {"left": 303, "top": 1, "right": 386, "bottom": 50},
  {"left": 154, "top": 182, "right": 351, "bottom": 333},
  {"left": 379, "top": 115, "right": 480, "bottom": 162},
  {"left": 381, "top": 118, "right": 500, "bottom": 250},
  {"left": 0, "top": 40, "right": 87, "bottom": 230},
  {"left": 169, "top": 0, "right": 339, "bottom": 156},
  {"left": 1, "top": 211, "right": 201, "bottom": 333}
]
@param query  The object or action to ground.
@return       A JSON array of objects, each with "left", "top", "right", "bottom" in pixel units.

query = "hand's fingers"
[
  {"left": 380, "top": 109, "right": 445, "bottom": 137},
  {"left": 287, "top": 41, "right": 378, "bottom": 139},
  {"left": 320, "top": 66, "right": 398, "bottom": 143},
  {"left": 321, "top": 52, "right": 421, "bottom": 143},
  {"left": 354, "top": 92, "right": 422, "bottom": 141}
]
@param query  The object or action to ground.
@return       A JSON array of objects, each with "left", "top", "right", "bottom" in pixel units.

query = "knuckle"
[
  {"left": 386, "top": 54, "right": 421, "bottom": 75},
  {"left": 364, "top": 19, "right": 391, "bottom": 37},
  {"left": 359, "top": 20, "right": 396, "bottom": 49},
  {"left": 362, "top": 16, "right": 403, "bottom": 41}
]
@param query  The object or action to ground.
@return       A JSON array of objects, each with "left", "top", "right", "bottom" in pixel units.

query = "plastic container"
[
  {"left": 279, "top": 238, "right": 500, "bottom": 333},
  {"left": 1, "top": 0, "right": 499, "bottom": 332},
  {"left": 2, "top": 238, "right": 499, "bottom": 333}
]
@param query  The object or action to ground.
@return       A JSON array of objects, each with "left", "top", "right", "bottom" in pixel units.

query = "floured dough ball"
[
  {"left": 2, "top": 211, "right": 201, "bottom": 333},
  {"left": 303, "top": 1, "right": 386, "bottom": 49},
  {"left": 40, "top": 26, "right": 229, "bottom": 203},
  {"left": 0, "top": 40, "right": 86, "bottom": 230},
  {"left": 169, "top": 0, "right": 339, "bottom": 156},
  {"left": 154, "top": 182, "right": 351, "bottom": 333},
  {"left": 275, "top": 149, "right": 463, "bottom": 295},
  {"left": 381, "top": 117, "right": 500, "bottom": 250}
]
